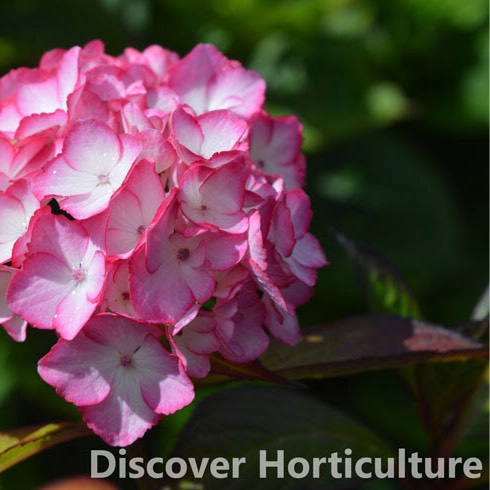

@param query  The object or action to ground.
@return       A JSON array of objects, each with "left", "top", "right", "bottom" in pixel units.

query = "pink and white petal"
[
  {"left": 64, "top": 119, "right": 122, "bottom": 174},
  {"left": 106, "top": 190, "right": 143, "bottom": 257},
  {"left": 28, "top": 214, "right": 89, "bottom": 268},
  {"left": 0, "top": 136, "right": 15, "bottom": 175},
  {"left": 67, "top": 85, "right": 111, "bottom": 124},
  {"left": 0, "top": 174, "right": 9, "bottom": 192},
  {"left": 285, "top": 189, "right": 313, "bottom": 238},
  {"left": 106, "top": 133, "right": 142, "bottom": 188},
  {"left": 247, "top": 211, "right": 267, "bottom": 269},
  {"left": 205, "top": 233, "right": 247, "bottom": 271},
  {"left": 0, "top": 266, "right": 15, "bottom": 323},
  {"left": 144, "top": 190, "right": 179, "bottom": 274},
  {"left": 153, "top": 138, "right": 178, "bottom": 173},
  {"left": 103, "top": 260, "right": 136, "bottom": 317},
  {"left": 182, "top": 316, "right": 220, "bottom": 355},
  {"left": 285, "top": 260, "right": 316, "bottom": 288},
  {"left": 2, "top": 315, "right": 27, "bottom": 342},
  {"left": 172, "top": 303, "right": 200, "bottom": 335},
  {"left": 216, "top": 288, "right": 269, "bottom": 363},
  {"left": 0, "top": 103, "right": 22, "bottom": 136},
  {"left": 292, "top": 233, "right": 328, "bottom": 270},
  {"left": 198, "top": 110, "right": 248, "bottom": 158},
  {"left": 16, "top": 78, "right": 60, "bottom": 116},
  {"left": 130, "top": 249, "right": 195, "bottom": 325},
  {"left": 216, "top": 289, "right": 268, "bottom": 362},
  {"left": 266, "top": 154, "right": 306, "bottom": 191},
  {"left": 83, "top": 314, "right": 162, "bottom": 353},
  {"left": 173, "top": 343, "right": 211, "bottom": 379},
  {"left": 201, "top": 208, "right": 248, "bottom": 234},
  {"left": 214, "top": 265, "right": 250, "bottom": 300},
  {"left": 7, "top": 253, "right": 72, "bottom": 329},
  {"left": 180, "top": 264, "right": 215, "bottom": 305},
  {"left": 270, "top": 200, "right": 295, "bottom": 258},
  {"left": 111, "top": 160, "right": 165, "bottom": 229},
  {"left": 126, "top": 160, "right": 164, "bottom": 226},
  {"left": 263, "top": 295, "right": 301, "bottom": 345},
  {"left": 60, "top": 183, "right": 115, "bottom": 219},
  {"left": 142, "top": 45, "right": 179, "bottom": 82},
  {"left": 201, "top": 161, "right": 246, "bottom": 213},
  {"left": 83, "top": 250, "right": 107, "bottom": 302},
  {"left": 250, "top": 114, "right": 302, "bottom": 167},
  {"left": 52, "top": 290, "right": 93, "bottom": 340},
  {"left": 11, "top": 136, "right": 56, "bottom": 182},
  {"left": 52, "top": 253, "right": 105, "bottom": 340},
  {"left": 179, "top": 164, "right": 208, "bottom": 209},
  {"left": 146, "top": 86, "right": 180, "bottom": 114},
  {"left": 0, "top": 194, "right": 27, "bottom": 263},
  {"left": 15, "top": 110, "right": 66, "bottom": 141},
  {"left": 81, "top": 369, "right": 160, "bottom": 447},
  {"left": 207, "top": 68, "right": 265, "bottom": 118},
  {"left": 170, "top": 44, "right": 229, "bottom": 114},
  {"left": 171, "top": 107, "right": 204, "bottom": 155},
  {"left": 0, "top": 181, "right": 40, "bottom": 263},
  {"left": 10, "top": 206, "right": 52, "bottom": 268},
  {"left": 38, "top": 332, "right": 115, "bottom": 406},
  {"left": 9, "top": 179, "right": 40, "bottom": 222},
  {"left": 247, "top": 258, "right": 289, "bottom": 313},
  {"left": 135, "top": 335, "right": 195, "bottom": 414},
  {"left": 218, "top": 320, "right": 269, "bottom": 363},
  {"left": 34, "top": 155, "right": 98, "bottom": 200},
  {"left": 281, "top": 279, "right": 313, "bottom": 308},
  {"left": 56, "top": 46, "right": 82, "bottom": 105}
]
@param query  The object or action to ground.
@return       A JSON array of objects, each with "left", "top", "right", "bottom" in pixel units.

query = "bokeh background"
[{"left": 0, "top": 1, "right": 488, "bottom": 488}]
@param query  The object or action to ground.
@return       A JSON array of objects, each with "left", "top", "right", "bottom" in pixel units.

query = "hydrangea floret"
[{"left": 0, "top": 41, "right": 327, "bottom": 446}]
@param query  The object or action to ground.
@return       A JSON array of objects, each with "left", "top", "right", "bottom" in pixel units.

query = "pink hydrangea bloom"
[
  {"left": 7, "top": 214, "right": 105, "bottom": 340},
  {"left": 0, "top": 40, "right": 327, "bottom": 445},
  {"left": 38, "top": 314, "right": 194, "bottom": 446},
  {"left": 34, "top": 119, "right": 142, "bottom": 219}
]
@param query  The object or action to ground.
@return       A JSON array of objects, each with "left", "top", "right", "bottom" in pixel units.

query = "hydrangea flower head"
[{"left": 0, "top": 40, "right": 327, "bottom": 446}]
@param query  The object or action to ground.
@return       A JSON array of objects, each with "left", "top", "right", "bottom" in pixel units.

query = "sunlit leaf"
[
  {"left": 0, "top": 422, "right": 90, "bottom": 472},
  {"left": 333, "top": 230, "right": 423, "bottom": 318}
]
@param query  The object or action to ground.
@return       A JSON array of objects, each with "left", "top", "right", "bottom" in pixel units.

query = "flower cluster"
[{"left": 0, "top": 41, "right": 326, "bottom": 446}]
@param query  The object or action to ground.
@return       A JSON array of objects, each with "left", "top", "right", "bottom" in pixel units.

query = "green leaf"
[
  {"left": 260, "top": 314, "right": 488, "bottom": 380},
  {"left": 401, "top": 361, "right": 488, "bottom": 461},
  {"left": 333, "top": 230, "right": 423, "bottom": 318},
  {"left": 455, "top": 379, "right": 489, "bottom": 459},
  {"left": 0, "top": 422, "right": 90, "bottom": 472},
  {"left": 171, "top": 385, "right": 394, "bottom": 489}
]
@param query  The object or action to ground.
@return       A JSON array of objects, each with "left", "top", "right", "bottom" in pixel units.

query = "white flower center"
[
  {"left": 119, "top": 352, "right": 133, "bottom": 367},
  {"left": 72, "top": 267, "right": 86, "bottom": 282},
  {"left": 97, "top": 174, "right": 110, "bottom": 185}
]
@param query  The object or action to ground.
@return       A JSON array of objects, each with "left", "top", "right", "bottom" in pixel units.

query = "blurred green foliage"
[{"left": 0, "top": 0, "right": 488, "bottom": 488}]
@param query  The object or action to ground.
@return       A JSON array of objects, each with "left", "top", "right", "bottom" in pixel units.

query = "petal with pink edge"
[
  {"left": 6, "top": 253, "right": 72, "bottom": 330},
  {"left": 0, "top": 266, "right": 27, "bottom": 342},
  {"left": 81, "top": 369, "right": 160, "bottom": 446},
  {"left": 136, "top": 336, "right": 195, "bottom": 414},
  {"left": 37, "top": 332, "right": 115, "bottom": 406}
]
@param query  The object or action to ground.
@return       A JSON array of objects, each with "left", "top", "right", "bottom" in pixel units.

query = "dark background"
[{"left": 0, "top": 1, "right": 488, "bottom": 488}]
